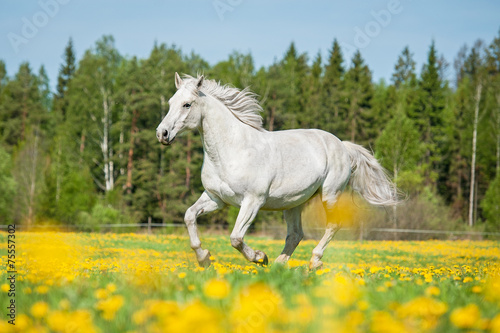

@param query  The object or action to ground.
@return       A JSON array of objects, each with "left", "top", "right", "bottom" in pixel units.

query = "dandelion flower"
[
  {"left": 203, "top": 279, "right": 230, "bottom": 299},
  {"left": 31, "top": 301, "right": 49, "bottom": 319},
  {"left": 450, "top": 304, "right": 480, "bottom": 329}
]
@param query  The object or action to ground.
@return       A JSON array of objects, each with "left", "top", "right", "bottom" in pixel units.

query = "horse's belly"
[{"left": 262, "top": 176, "right": 322, "bottom": 210}]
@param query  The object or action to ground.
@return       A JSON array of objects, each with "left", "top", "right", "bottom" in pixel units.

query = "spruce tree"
[
  {"left": 0, "top": 63, "right": 46, "bottom": 147},
  {"left": 54, "top": 38, "right": 76, "bottom": 120},
  {"left": 411, "top": 41, "right": 447, "bottom": 187},
  {"left": 322, "top": 39, "right": 346, "bottom": 135},
  {"left": 344, "top": 50, "right": 374, "bottom": 146},
  {"left": 392, "top": 46, "right": 417, "bottom": 88}
]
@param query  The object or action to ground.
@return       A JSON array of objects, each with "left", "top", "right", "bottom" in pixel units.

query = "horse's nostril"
[{"left": 162, "top": 129, "right": 168, "bottom": 139}]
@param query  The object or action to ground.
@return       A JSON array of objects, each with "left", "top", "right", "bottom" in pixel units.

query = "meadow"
[{"left": 1, "top": 231, "right": 500, "bottom": 333}]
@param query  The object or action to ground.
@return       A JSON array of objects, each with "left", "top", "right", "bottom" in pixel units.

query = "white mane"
[{"left": 183, "top": 74, "right": 264, "bottom": 130}]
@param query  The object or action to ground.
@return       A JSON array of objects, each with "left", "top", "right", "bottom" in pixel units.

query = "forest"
[{"left": 0, "top": 31, "right": 499, "bottom": 237}]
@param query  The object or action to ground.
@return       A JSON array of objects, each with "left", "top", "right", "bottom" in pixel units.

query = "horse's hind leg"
[
  {"left": 185, "top": 191, "right": 225, "bottom": 267},
  {"left": 230, "top": 197, "right": 268, "bottom": 265},
  {"left": 309, "top": 192, "right": 342, "bottom": 270},
  {"left": 275, "top": 204, "right": 304, "bottom": 264},
  {"left": 309, "top": 222, "right": 341, "bottom": 269}
]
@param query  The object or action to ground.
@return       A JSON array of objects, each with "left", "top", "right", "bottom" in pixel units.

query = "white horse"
[{"left": 156, "top": 73, "right": 399, "bottom": 269}]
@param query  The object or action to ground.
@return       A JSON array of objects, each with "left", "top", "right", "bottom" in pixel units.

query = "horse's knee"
[
  {"left": 297, "top": 230, "right": 305, "bottom": 242},
  {"left": 184, "top": 208, "right": 196, "bottom": 225},
  {"left": 230, "top": 236, "right": 243, "bottom": 249},
  {"left": 286, "top": 231, "right": 304, "bottom": 244}
]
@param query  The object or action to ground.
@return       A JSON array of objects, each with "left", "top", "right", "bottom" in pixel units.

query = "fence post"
[{"left": 148, "top": 216, "right": 152, "bottom": 235}]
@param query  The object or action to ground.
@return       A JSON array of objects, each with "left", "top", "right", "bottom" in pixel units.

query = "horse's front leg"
[
  {"left": 185, "top": 191, "right": 225, "bottom": 267},
  {"left": 230, "top": 197, "right": 268, "bottom": 265}
]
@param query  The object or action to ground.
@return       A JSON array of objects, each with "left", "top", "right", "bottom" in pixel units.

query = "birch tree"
[{"left": 66, "top": 36, "right": 121, "bottom": 192}]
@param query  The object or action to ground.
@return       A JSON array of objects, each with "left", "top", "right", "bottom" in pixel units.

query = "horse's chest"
[{"left": 201, "top": 166, "right": 242, "bottom": 206}]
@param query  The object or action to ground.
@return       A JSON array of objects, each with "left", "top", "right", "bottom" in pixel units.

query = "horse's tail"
[{"left": 342, "top": 141, "right": 401, "bottom": 207}]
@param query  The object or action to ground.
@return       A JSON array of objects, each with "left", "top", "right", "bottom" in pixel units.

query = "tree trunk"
[
  {"left": 158, "top": 93, "right": 167, "bottom": 224},
  {"left": 268, "top": 92, "right": 276, "bottom": 131},
  {"left": 101, "top": 87, "right": 114, "bottom": 192},
  {"left": 21, "top": 90, "right": 28, "bottom": 142},
  {"left": 496, "top": 93, "right": 500, "bottom": 176},
  {"left": 55, "top": 140, "right": 61, "bottom": 203},
  {"left": 468, "top": 83, "right": 482, "bottom": 227},
  {"left": 185, "top": 133, "right": 192, "bottom": 190},
  {"left": 80, "top": 130, "right": 86, "bottom": 154},
  {"left": 27, "top": 132, "right": 40, "bottom": 229},
  {"left": 125, "top": 108, "right": 139, "bottom": 195},
  {"left": 392, "top": 164, "right": 398, "bottom": 240}
]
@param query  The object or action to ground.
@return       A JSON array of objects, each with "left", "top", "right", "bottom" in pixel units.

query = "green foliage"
[
  {"left": 344, "top": 50, "right": 374, "bottom": 145},
  {"left": 2, "top": 32, "right": 500, "bottom": 233},
  {"left": 77, "top": 202, "right": 125, "bottom": 231},
  {"left": 0, "top": 146, "right": 16, "bottom": 224},
  {"left": 375, "top": 110, "right": 423, "bottom": 179},
  {"left": 481, "top": 173, "right": 500, "bottom": 230}
]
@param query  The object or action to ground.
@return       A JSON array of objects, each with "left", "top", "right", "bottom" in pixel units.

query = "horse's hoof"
[
  {"left": 197, "top": 249, "right": 212, "bottom": 267},
  {"left": 255, "top": 250, "right": 268, "bottom": 266},
  {"left": 274, "top": 254, "right": 290, "bottom": 264},
  {"left": 309, "top": 259, "right": 323, "bottom": 270}
]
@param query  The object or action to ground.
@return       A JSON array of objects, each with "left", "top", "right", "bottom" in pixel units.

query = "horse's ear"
[
  {"left": 196, "top": 75, "right": 204, "bottom": 90},
  {"left": 175, "top": 72, "right": 182, "bottom": 89}
]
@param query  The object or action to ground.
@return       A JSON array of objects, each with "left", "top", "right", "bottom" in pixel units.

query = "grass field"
[{"left": 1, "top": 231, "right": 500, "bottom": 332}]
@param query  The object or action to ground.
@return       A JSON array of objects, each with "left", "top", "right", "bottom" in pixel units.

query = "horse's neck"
[{"left": 199, "top": 97, "right": 253, "bottom": 164}]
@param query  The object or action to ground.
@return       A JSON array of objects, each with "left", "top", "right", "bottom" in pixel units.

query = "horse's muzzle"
[{"left": 156, "top": 127, "right": 174, "bottom": 145}]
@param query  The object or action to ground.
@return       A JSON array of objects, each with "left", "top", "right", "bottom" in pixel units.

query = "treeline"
[{"left": 0, "top": 32, "right": 499, "bottom": 233}]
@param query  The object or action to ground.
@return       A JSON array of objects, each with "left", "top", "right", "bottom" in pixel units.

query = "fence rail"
[{"left": 1, "top": 223, "right": 500, "bottom": 237}]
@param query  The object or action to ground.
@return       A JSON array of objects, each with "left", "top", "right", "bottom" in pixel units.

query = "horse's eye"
[{"left": 183, "top": 103, "right": 191, "bottom": 109}]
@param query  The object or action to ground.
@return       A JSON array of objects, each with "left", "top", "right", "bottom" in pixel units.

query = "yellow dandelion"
[
  {"left": 490, "top": 313, "right": 500, "bottom": 333},
  {"left": 178, "top": 272, "right": 187, "bottom": 279},
  {"left": 425, "top": 286, "right": 440, "bottom": 297},
  {"left": 450, "top": 304, "right": 480, "bottom": 329},
  {"left": 35, "top": 285, "right": 49, "bottom": 294},
  {"left": 59, "top": 299, "right": 71, "bottom": 311},
  {"left": 203, "top": 279, "right": 230, "bottom": 299},
  {"left": 96, "top": 295, "right": 124, "bottom": 320},
  {"left": 106, "top": 283, "right": 117, "bottom": 293},
  {"left": 16, "top": 313, "right": 30, "bottom": 330},
  {"left": 31, "top": 301, "right": 49, "bottom": 319},
  {"left": 47, "top": 310, "right": 67, "bottom": 332},
  {"left": 95, "top": 288, "right": 109, "bottom": 299},
  {"left": 371, "top": 311, "right": 406, "bottom": 333},
  {"left": 132, "top": 309, "right": 149, "bottom": 325},
  {"left": 1, "top": 284, "right": 9, "bottom": 293}
]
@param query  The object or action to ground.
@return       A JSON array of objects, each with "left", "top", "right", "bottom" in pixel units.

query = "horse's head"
[{"left": 156, "top": 73, "right": 204, "bottom": 145}]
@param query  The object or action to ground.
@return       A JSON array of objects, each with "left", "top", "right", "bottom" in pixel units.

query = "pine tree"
[
  {"left": 392, "top": 46, "right": 417, "bottom": 88},
  {"left": 322, "top": 39, "right": 346, "bottom": 135},
  {"left": 411, "top": 41, "right": 447, "bottom": 187},
  {"left": 486, "top": 29, "right": 500, "bottom": 177},
  {"left": 0, "top": 63, "right": 46, "bottom": 147},
  {"left": 38, "top": 66, "right": 51, "bottom": 112},
  {"left": 344, "top": 50, "right": 374, "bottom": 146},
  {"left": 0, "top": 60, "right": 7, "bottom": 93},
  {"left": 304, "top": 51, "right": 323, "bottom": 129},
  {"left": 54, "top": 38, "right": 76, "bottom": 120}
]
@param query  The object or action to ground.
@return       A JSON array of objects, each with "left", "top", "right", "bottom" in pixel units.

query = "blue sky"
[{"left": 1, "top": 0, "right": 499, "bottom": 90}]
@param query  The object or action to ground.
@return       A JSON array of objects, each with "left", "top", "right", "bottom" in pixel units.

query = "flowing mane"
[{"left": 183, "top": 74, "right": 264, "bottom": 130}]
